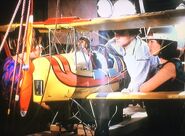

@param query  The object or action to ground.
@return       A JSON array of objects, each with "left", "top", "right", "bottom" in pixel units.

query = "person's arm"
[
  {"left": 140, "top": 62, "right": 176, "bottom": 92},
  {"left": 13, "top": 45, "right": 41, "bottom": 62},
  {"left": 126, "top": 59, "right": 151, "bottom": 92}
]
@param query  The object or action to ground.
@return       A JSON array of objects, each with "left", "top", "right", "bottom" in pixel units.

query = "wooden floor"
[
  {"left": 1, "top": 99, "right": 185, "bottom": 136},
  {"left": 26, "top": 111, "right": 148, "bottom": 136},
  {"left": 25, "top": 110, "right": 185, "bottom": 136},
  {"left": 1, "top": 109, "right": 184, "bottom": 136}
]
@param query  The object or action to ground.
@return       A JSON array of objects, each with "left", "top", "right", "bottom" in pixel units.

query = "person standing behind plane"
[
  {"left": 1, "top": 27, "right": 42, "bottom": 100},
  {"left": 105, "top": 29, "right": 159, "bottom": 92}
]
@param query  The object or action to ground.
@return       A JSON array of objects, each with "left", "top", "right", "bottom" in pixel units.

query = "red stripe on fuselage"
[{"left": 46, "top": 55, "right": 123, "bottom": 87}]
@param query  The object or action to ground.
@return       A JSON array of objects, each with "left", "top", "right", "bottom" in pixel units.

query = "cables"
[{"left": 0, "top": 0, "right": 23, "bottom": 53}]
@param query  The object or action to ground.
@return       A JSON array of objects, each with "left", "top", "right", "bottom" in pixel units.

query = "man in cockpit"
[
  {"left": 105, "top": 29, "right": 159, "bottom": 92},
  {"left": 76, "top": 36, "right": 103, "bottom": 70}
]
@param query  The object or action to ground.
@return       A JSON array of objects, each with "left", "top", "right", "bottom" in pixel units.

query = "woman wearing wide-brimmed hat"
[
  {"left": 140, "top": 33, "right": 185, "bottom": 92},
  {"left": 140, "top": 33, "right": 185, "bottom": 133}
]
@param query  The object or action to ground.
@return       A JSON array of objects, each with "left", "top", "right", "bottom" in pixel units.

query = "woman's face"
[{"left": 147, "top": 39, "right": 161, "bottom": 55}]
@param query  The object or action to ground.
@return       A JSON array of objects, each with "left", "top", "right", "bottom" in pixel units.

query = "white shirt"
[{"left": 106, "top": 36, "right": 159, "bottom": 92}]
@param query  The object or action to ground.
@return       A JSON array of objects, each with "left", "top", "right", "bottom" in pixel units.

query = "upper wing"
[{"left": 1, "top": 9, "right": 185, "bottom": 32}]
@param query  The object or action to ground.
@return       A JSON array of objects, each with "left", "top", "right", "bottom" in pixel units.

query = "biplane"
[{"left": 1, "top": 5, "right": 185, "bottom": 135}]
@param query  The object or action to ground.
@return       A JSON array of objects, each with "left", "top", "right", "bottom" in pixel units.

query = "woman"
[
  {"left": 140, "top": 35, "right": 185, "bottom": 133},
  {"left": 140, "top": 37, "right": 185, "bottom": 92}
]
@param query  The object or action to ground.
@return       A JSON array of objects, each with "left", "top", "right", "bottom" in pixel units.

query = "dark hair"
[
  {"left": 79, "top": 36, "right": 90, "bottom": 48},
  {"left": 114, "top": 29, "right": 139, "bottom": 36},
  {"left": 34, "top": 28, "right": 41, "bottom": 44},
  {"left": 10, "top": 27, "right": 40, "bottom": 39},
  {"left": 9, "top": 27, "right": 23, "bottom": 40},
  {"left": 157, "top": 39, "right": 179, "bottom": 60},
  {"left": 8, "top": 27, "right": 41, "bottom": 54}
]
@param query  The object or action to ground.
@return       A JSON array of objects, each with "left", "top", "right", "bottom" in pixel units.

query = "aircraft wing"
[
  {"left": 0, "top": 22, "right": 47, "bottom": 32},
  {"left": 71, "top": 9, "right": 185, "bottom": 31},
  {"left": 86, "top": 91, "right": 185, "bottom": 100},
  {"left": 1, "top": 9, "right": 185, "bottom": 32}
]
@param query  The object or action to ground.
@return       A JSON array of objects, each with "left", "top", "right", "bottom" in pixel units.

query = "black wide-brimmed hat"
[{"left": 113, "top": 28, "right": 140, "bottom": 36}]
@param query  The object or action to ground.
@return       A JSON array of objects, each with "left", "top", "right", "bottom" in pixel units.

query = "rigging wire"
[
  {"left": 73, "top": 28, "right": 78, "bottom": 70},
  {"left": 38, "top": 29, "right": 52, "bottom": 107},
  {"left": 70, "top": 98, "right": 96, "bottom": 123},
  {"left": 14, "top": 0, "right": 32, "bottom": 116},
  {"left": 51, "top": 0, "right": 61, "bottom": 55},
  {"left": 89, "top": 100, "right": 97, "bottom": 127},
  {"left": 108, "top": 105, "right": 118, "bottom": 127},
  {"left": 0, "top": 0, "right": 23, "bottom": 53},
  {"left": 8, "top": 0, "right": 26, "bottom": 115},
  {"left": 66, "top": 32, "right": 73, "bottom": 53}
]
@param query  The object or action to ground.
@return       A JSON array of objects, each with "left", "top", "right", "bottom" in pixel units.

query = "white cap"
[
  {"left": 143, "top": 33, "right": 177, "bottom": 41},
  {"left": 142, "top": 26, "right": 178, "bottom": 42}
]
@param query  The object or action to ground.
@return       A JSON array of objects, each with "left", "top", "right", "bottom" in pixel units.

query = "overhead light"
[
  {"left": 97, "top": 0, "right": 113, "bottom": 18},
  {"left": 111, "top": 0, "right": 136, "bottom": 17},
  {"left": 97, "top": 0, "right": 136, "bottom": 18}
]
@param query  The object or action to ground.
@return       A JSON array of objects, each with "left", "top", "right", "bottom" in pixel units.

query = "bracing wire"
[
  {"left": 0, "top": 0, "right": 23, "bottom": 53},
  {"left": 8, "top": 0, "right": 26, "bottom": 115},
  {"left": 51, "top": 111, "right": 59, "bottom": 124},
  {"left": 69, "top": 99, "right": 95, "bottom": 136},
  {"left": 89, "top": 100, "right": 97, "bottom": 127},
  {"left": 69, "top": 98, "right": 96, "bottom": 122},
  {"left": 108, "top": 105, "right": 118, "bottom": 127},
  {"left": 14, "top": 0, "right": 31, "bottom": 109}
]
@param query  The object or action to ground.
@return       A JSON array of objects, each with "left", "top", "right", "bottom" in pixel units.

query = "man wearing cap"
[{"left": 105, "top": 29, "right": 159, "bottom": 92}]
